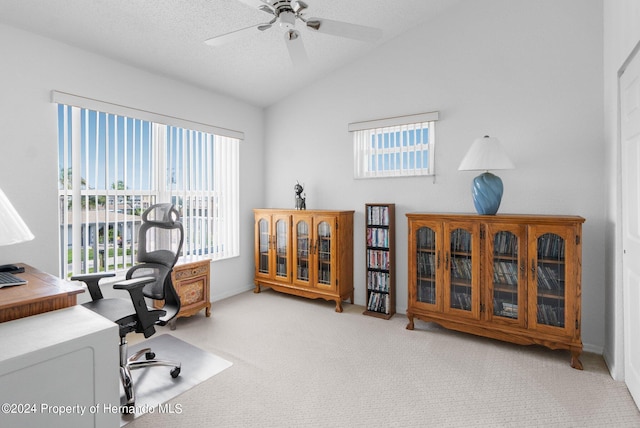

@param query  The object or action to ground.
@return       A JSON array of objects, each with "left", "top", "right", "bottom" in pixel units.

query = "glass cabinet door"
[
  {"left": 415, "top": 225, "right": 439, "bottom": 308},
  {"left": 315, "top": 219, "right": 334, "bottom": 290},
  {"left": 487, "top": 225, "right": 526, "bottom": 326},
  {"left": 444, "top": 222, "right": 479, "bottom": 318},
  {"left": 533, "top": 232, "right": 567, "bottom": 329},
  {"left": 293, "top": 217, "right": 312, "bottom": 286},
  {"left": 449, "top": 228, "right": 472, "bottom": 311},
  {"left": 256, "top": 217, "right": 271, "bottom": 277},
  {"left": 274, "top": 217, "right": 289, "bottom": 280}
]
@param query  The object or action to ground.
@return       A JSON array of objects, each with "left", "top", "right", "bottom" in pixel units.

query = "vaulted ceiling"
[{"left": 0, "top": 0, "right": 458, "bottom": 107}]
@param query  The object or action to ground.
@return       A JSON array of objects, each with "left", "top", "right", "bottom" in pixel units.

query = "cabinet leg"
[
  {"left": 406, "top": 315, "right": 415, "bottom": 330},
  {"left": 253, "top": 284, "right": 261, "bottom": 293},
  {"left": 570, "top": 351, "right": 583, "bottom": 370},
  {"left": 335, "top": 300, "right": 343, "bottom": 313},
  {"left": 350, "top": 290, "right": 354, "bottom": 304},
  {"left": 205, "top": 304, "right": 211, "bottom": 317}
]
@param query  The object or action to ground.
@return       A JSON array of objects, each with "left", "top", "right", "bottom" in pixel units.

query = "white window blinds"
[
  {"left": 349, "top": 112, "right": 438, "bottom": 179},
  {"left": 165, "top": 126, "right": 239, "bottom": 260},
  {"left": 55, "top": 91, "right": 241, "bottom": 277}
]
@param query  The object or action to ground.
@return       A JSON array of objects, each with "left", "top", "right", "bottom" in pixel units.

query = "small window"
[{"left": 350, "top": 112, "right": 438, "bottom": 179}]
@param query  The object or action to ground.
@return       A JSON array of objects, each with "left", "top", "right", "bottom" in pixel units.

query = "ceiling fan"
[{"left": 204, "top": 0, "right": 383, "bottom": 66}]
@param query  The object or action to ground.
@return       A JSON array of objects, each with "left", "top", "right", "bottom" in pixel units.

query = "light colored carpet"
[
  {"left": 120, "top": 334, "right": 232, "bottom": 426},
  {"left": 126, "top": 289, "right": 640, "bottom": 427}
]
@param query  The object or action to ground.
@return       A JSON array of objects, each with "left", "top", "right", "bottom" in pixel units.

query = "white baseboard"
[{"left": 211, "top": 284, "right": 254, "bottom": 302}]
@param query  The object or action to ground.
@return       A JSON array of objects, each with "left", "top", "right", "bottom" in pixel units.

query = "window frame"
[
  {"left": 54, "top": 91, "right": 242, "bottom": 278},
  {"left": 349, "top": 112, "right": 438, "bottom": 179}
]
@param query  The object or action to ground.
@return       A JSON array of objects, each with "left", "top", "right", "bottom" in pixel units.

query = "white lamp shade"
[
  {"left": 0, "top": 188, "right": 34, "bottom": 246},
  {"left": 458, "top": 136, "right": 515, "bottom": 171}
]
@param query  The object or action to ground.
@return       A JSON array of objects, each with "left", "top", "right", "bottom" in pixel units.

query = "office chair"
[{"left": 72, "top": 203, "right": 184, "bottom": 411}]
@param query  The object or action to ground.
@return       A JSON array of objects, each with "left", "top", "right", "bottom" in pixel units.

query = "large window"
[
  {"left": 55, "top": 91, "right": 241, "bottom": 278},
  {"left": 350, "top": 112, "right": 438, "bottom": 178}
]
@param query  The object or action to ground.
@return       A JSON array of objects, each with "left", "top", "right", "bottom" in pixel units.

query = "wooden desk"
[{"left": 0, "top": 263, "right": 84, "bottom": 323}]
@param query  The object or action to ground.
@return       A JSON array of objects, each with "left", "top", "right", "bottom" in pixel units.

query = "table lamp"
[
  {"left": 0, "top": 187, "right": 34, "bottom": 246},
  {"left": 458, "top": 136, "right": 515, "bottom": 215}
]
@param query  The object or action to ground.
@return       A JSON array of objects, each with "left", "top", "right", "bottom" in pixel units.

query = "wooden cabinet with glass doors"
[
  {"left": 407, "top": 213, "right": 585, "bottom": 369},
  {"left": 254, "top": 209, "right": 354, "bottom": 312}
]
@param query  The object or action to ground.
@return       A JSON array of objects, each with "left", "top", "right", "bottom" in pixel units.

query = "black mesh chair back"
[
  {"left": 126, "top": 204, "right": 184, "bottom": 324},
  {"left": 137, "top": 203, "right": 183, "bottom": 268}
]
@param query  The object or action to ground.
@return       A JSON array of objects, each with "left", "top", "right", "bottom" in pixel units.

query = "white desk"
[{"left": 0, "top": 305, "right": 119, "bottom": 428}]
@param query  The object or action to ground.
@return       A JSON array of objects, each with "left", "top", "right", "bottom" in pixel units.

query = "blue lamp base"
[{"left": 471, "top": 172, "right": 504, "bottom": 215}]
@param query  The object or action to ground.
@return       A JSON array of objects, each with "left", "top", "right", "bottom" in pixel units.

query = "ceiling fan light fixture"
[{"left": 279, "top": 11, "right": 296, "bottom": 30}]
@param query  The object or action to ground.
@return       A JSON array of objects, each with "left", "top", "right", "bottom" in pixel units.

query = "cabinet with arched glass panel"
[
  {"left": 485, "top": 223, "right": 527, "bottom": 328},
  {"left": 291, "top": 213, "right": 341, "bottom": 293},
  {"left": 527, "top": 225, "right": 578, "bottom": 338},
  {"left": 408, "top": 220, "right": 442, "bottom": 311},
  {"left": 407, "top": 213, "right": 584, "bottom": 369},
  {"left": 254, "top": 211, "right": 292, "bottom": 284},
  {"left": 443, "top": 221, "right": 481, "bottom": 318},
  {"left": 254, "top": 209, "right": 354, "bottom": 312}
]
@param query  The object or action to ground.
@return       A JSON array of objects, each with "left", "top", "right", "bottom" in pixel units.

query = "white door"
[{"left": 621, "top": 47, "right": 640, "bottom": 407}]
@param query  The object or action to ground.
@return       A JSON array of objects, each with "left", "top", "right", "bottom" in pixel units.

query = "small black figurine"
[{"left": 294, "top": 181, "right": 306, "bottom": 210}]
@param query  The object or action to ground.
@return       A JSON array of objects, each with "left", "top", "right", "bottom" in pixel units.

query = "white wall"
[
  {"left": 0, "top": 24, "right": 264, "bottom": 300},
  {"left": 603, "top": 0, "right": 640, "bottom": 380},
  {"left": 265, "top": 0, "right": 606, "bottom": 351}
]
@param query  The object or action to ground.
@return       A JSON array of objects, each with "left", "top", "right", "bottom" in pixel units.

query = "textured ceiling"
[{"left": 0, "top": 0, "right": 458, "bottom": 107}]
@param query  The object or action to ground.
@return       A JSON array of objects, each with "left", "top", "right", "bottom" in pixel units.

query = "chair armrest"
[
  {"left": 112, "top": 276, "right": 156, "bottom": 291},
  {"left": 71, "top": 272, "right": 116, "bottom": 282},
  {"left": 113, "top": 276, "right": 161, "bottom": 338},
  {"left": 71, "top": 272, "right": 116, "bottom": 301}
]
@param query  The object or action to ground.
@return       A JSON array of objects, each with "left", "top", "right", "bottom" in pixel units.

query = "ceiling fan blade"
[
  {"left": 235, "top": 0, "right": 275, "bottom": 10},
  {"left": 258, "top": 5, "right": 275, "bottom": 14},
  {"left": 306, "top": 18, "right": 382, "bottom": 43},
  {"left": 292, "top": 1, "right": 308, "bottom": 14},
  {"left": 285, "top": 30, "right": 308, "bottom": 67},
  {"left": 204, "top": 23, "right": 270, "bottom": 47}
]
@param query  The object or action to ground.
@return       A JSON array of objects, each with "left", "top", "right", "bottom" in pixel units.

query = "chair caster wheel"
[
  {"left": 170, "top": 366, "right": 181, "bottom": 378},
  {"left": 145, "top": 351, "right": 155, "bottom": 360},
  {"left": 122, "top": 402, "right": 135, "bottom": 414}
]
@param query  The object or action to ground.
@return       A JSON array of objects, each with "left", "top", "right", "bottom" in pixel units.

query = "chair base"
[{"left": 120, "top": 337, "right": 181, "bottom": 412}]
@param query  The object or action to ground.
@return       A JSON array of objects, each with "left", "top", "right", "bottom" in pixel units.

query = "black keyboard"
[{"left": 0, "top": 272, "right": 27, "bottom": 288}]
